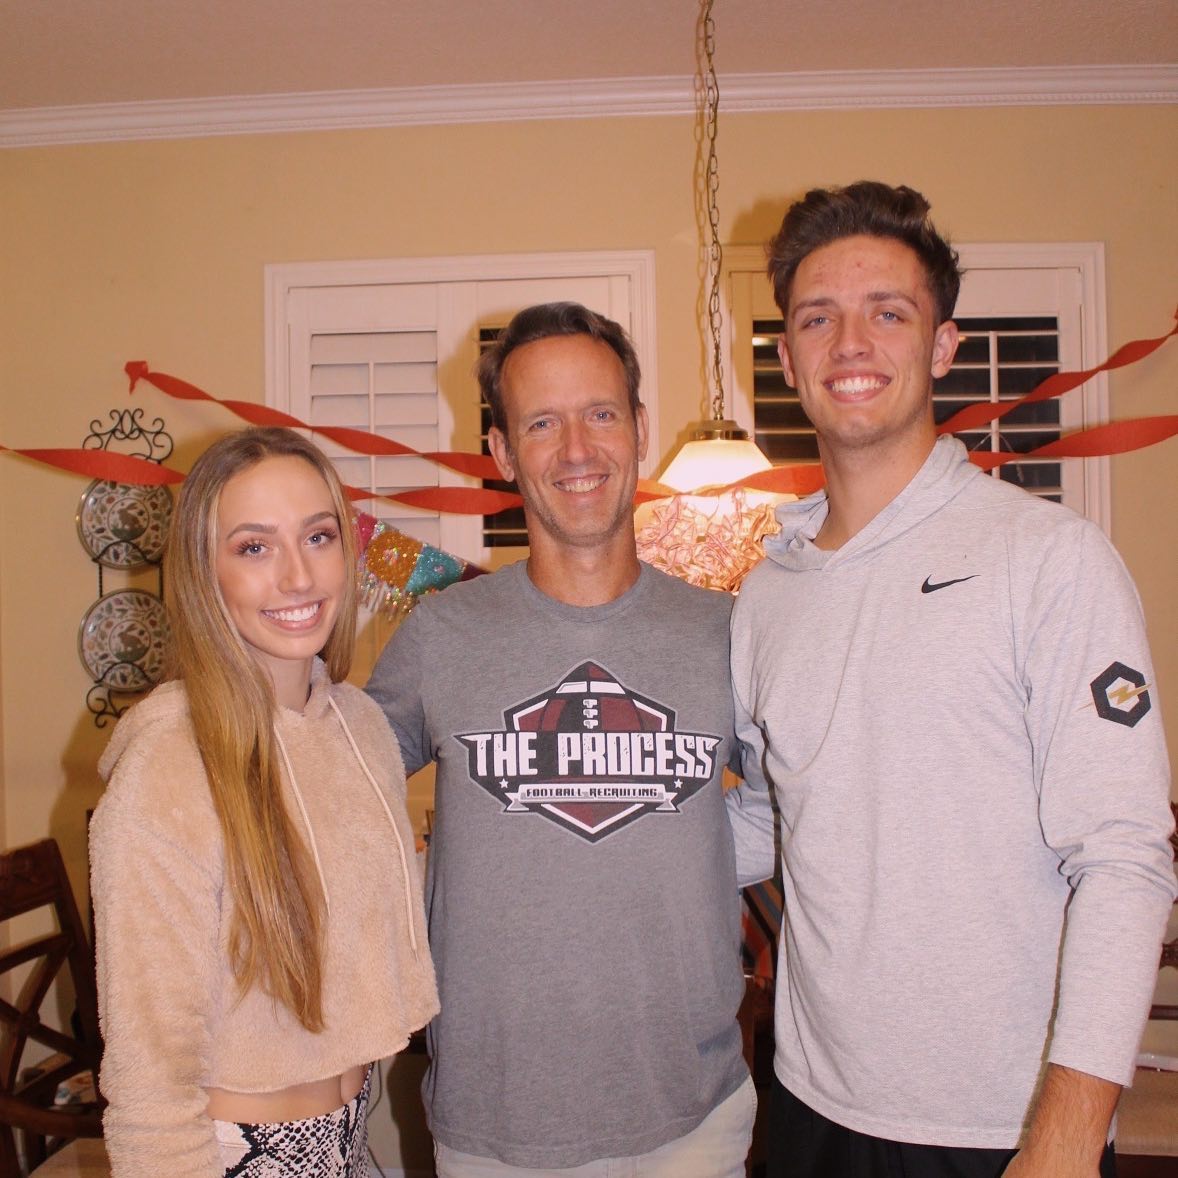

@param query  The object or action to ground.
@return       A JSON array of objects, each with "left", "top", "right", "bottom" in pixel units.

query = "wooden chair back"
[{"left": 0, "top": 839, "right": 103, "bottom": 1176}]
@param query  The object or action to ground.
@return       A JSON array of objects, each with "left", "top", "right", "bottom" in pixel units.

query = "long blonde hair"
[{"left": 166, "top": 427, "right": 358, "bottom": 1031}]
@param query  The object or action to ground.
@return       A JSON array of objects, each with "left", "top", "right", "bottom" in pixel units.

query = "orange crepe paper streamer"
[
  {"left": 637, "top": 464, "right": 827, "bottom": 502},
  {"left": 125, "top": 361, "right": 501, "bottom": 481},
  {"left": 0, "top": 443, "right": 516, "bottom": 514},
  {"left": 0, "top": 445, "right": 184, "bottom": 485},
  {"left": 937, "top": 309, "right": 1178, "bottom": 436},
  {"left": 967, "top": 416, "right": 1178, "bottom": 470},
  {"left": 343, "top": 484, "right": 522, "bottom": 514}
]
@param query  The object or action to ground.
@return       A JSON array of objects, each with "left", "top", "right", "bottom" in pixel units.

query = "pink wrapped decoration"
[{"left": 634, "top": 490, "right": 786, "bottom": 593}]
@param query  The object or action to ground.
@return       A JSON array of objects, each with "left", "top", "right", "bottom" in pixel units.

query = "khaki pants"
[{"left": 435, "top": 1074, "right": 756, "bottom": 1178}]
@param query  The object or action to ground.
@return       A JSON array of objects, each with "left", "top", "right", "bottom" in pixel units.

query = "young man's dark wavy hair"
[{"left": 767, "top": 181, "right": 962, "bottom": 325}]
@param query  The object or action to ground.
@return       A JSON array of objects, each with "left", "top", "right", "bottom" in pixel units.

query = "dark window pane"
[
  {"left": 754, "top": 396, "right": 812, "bottom": 431},
  {"left": 753, "top": 369, "right": 793, "bottom": 396},
  {"left": 958, "top": 316, "right": 1057, "bottom": 332},
  {"left": 997, "top": 399, "right": 1061, "bottom": 428},
  {"left": 935, "top": 367, "right": 994, "bottom": 397},
  {"left": 996, "top": 366, "right": 1060, "bottom": 395},
  {"left": 996, "top": 334, "right": 1060, "bottom": 363},
  {"left": 952, "top": 334, "right": 995, "bottom": 364}
]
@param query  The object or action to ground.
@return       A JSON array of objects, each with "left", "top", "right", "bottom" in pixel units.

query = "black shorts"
[{"left": 766, "top": 1076, "right": 1116, "bottom": 1178}]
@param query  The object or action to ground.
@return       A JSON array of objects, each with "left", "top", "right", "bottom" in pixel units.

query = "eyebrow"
[
  {"left": 224, "top": 510, "right": 338, "bottom": 540},
  {"left": 792, "top": 290, "right": 922, "bottom": 317}
]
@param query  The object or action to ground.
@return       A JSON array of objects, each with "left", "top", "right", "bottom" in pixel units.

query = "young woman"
[{"left": 90, "top": 427, "right": 438, "bottom": 1176}]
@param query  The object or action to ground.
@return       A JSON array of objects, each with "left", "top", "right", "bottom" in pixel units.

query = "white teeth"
[
  {"left": 558, "top": 476, "right": 606, "bottom": 493},
  {"left": 829, "top": 376, "right": 886, "bottom": 394},
  {"left": 265, "top": 603, "right": 320, "bottom": 623}
]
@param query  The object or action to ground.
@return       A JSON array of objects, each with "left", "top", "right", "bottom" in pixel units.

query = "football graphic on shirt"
[{"left": 457, "top": 661, "right": 721, "bottom": 842}]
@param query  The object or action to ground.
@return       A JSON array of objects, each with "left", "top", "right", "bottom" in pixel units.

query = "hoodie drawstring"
[
  {"left": 327, "top": 696, "right": 421, "bottom": 960},
  {"left": 273, "top": 726, "right": 333, "bottom": 917}
]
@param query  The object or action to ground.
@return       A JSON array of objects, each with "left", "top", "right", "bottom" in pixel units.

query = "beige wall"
[
  {"left": 1, "top": 98, "right": 1174, "bottom": 1172},
  {"left": 3, "top": 102, "right": 1176, "bottom": 871}
]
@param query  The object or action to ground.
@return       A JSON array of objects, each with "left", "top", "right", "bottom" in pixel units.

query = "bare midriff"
[{"left": 205, "top": 1064, "right": 367, "bottom": 1123}]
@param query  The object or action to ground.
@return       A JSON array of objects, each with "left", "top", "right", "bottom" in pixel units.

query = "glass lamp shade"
[{"left": 660, "top": 421, "right": 772, "bottom": 493}]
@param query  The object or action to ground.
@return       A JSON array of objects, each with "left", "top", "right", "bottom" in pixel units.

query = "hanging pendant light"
[{"left": 660, "top": 0, "right": 771, "bottom": 494}]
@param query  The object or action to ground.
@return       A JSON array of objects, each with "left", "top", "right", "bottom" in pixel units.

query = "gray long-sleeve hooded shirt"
[{"left": 727, "top": 436, "right": 1175, "bottom": 1149}]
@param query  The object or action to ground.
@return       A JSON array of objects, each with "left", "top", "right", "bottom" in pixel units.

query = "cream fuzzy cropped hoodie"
[{"left": 90, "top": 660, "right": 438, "bottom": 1177}]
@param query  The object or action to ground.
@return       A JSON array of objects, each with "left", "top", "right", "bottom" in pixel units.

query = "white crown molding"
[{"left": 3, "top": 64, "right": 1175, "bottom": 149}]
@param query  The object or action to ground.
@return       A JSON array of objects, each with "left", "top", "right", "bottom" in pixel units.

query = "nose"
[
  {"left": 832, "top": 315, "right": 871, "bottom": 359},
  {"left": 277, "top": 544, "right": 312, "bottom": 594},
  {"left": 559, "top": 418, "right": 595, "bottom": 465}
]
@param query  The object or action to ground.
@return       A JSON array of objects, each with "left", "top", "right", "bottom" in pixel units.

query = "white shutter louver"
[{"left": 307, "top": 328, "right": 444, "bottom": 547}]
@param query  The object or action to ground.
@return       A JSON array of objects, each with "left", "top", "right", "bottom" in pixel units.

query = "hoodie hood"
[
  {"left": 763, "top": 436, "right": 982, "bottom": 574},
  {"left": 98, "top": 680, "right": 189, "bottom": 783},
  {"left": 98, "top": 657, "right": 333, "bottom": 782}
]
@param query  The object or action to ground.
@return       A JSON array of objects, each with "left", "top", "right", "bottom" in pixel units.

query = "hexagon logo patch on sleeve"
[{"left": 1090, "top": 661, "right": 1152, "bottom": 728}]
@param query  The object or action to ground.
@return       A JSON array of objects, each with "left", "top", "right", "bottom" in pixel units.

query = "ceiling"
[{"left": 3, "top": 0, "right": 1176, "bottom": 113}]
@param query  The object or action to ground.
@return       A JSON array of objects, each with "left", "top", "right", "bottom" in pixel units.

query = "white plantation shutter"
[
  {"left": 308, "top": 328, "right": 447, "bottom": 545},
  {"left": 287, "top": 283, "right": 454, "bottom": 550}
]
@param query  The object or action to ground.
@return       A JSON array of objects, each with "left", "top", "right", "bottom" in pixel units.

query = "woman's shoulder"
[
  {"left": 98, "top": 680, "right": 193, "bottom": 771},
  {"left": 94, "top": 682, "right": 217, "bottom": 840}
]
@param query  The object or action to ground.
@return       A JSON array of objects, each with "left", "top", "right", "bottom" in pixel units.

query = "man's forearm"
[{"left": 1005, "top": 1064, "right": 1119, "bottom": 1177}]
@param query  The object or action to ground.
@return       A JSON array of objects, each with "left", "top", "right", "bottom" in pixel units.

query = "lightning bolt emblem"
[{"left": 1109, "top": 682, "right": 1151, "bottom": 707}]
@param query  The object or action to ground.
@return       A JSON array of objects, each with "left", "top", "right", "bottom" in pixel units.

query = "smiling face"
[
  {"left": 487, "top": 333, "right": 648, "bottom": 563},
  {"left": 779, "top": 234, "right": 959, "bottom": 467},
  {"left": 213, "top": 454, "right": 348, "bottom": 709}
]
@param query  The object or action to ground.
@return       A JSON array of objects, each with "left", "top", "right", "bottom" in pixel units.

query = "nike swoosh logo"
[{"left": 921, "top": 574, "right": 979, "bottom": 594}]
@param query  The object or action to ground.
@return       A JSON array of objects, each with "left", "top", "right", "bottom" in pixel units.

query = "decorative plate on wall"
[
  {"left": 77, "top": 589, "right": 169, "bottom": 691},
  {"left": 76, "top": 479, "right": 173, "bottom": 569}
]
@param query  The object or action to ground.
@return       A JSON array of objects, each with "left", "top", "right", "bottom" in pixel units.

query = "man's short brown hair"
[{"left": 478, "top": 302, "right": 642, "bottom": 435}]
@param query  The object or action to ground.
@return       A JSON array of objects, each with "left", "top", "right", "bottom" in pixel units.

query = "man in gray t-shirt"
[{"left": 367, "top": 302, "right": 753, "bottom": 1175}]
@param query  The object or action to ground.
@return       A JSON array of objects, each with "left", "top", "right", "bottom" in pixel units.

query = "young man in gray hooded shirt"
[{"left": 727, "top": 181, "right": 1175, "bottom": 1178}]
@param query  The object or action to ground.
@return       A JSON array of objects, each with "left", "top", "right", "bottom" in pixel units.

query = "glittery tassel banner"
[{"left": 355, "top": 511, "right": 485, "bottom": 619}]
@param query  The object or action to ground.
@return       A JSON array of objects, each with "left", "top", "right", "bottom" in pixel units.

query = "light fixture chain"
[{"left": 703, "top": 0, "right": 725, "bottom": 423}]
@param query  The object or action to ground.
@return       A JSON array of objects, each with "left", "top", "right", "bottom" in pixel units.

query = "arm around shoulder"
[
  {"left": 365, "top": 608, "right": 431, "bottom": 777},
  {"left": 726, "top": 686, "right": 779, "bottom": 888}
]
